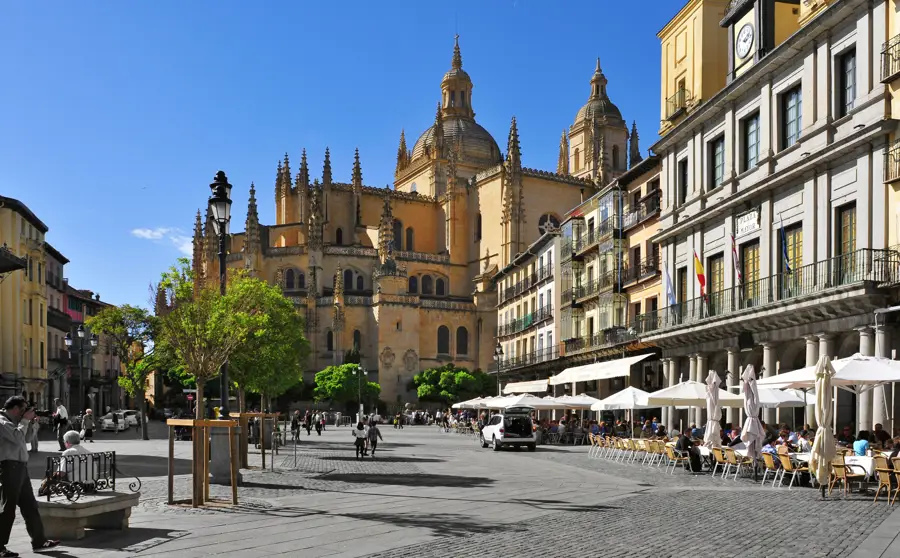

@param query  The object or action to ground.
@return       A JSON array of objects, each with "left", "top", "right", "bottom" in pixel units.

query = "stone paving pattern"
[{"left": 5, "top": 424, "right": 899, "bottom": 557}]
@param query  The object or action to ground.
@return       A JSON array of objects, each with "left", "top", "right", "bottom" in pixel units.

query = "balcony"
[
  {"left": 47, "top": 307, "right": 72, "bottom": 332},
  {"left": 493, "top": 345, "right": 560, "bottom": 374},
  {"left": 633, "top": 248, "right": 895, "bottom": 336},
  {"left": 564, "top": 327, "right": 637, "bottom": 355},
  {"left": 666, "top": 88, "right": 692, "bottom": 121},
  {"left": 497, "top": 305, "right": 553, "bottom": 337},
  {"left": 499, "top": 271, "right": 539, "bottom": 305},
  {"left": 881, "top": 34, "right": 900, "bottom": 83},
  {"left": 622, "top": 196, "right": 660, "bottom": 231},
  {"left": 574, "top": 280, "right": 599, "bottom": 302},
  {"left": 623, "top": 257, "right": 660, "bottom": 286},
  {"left": 885, "top": 139, "right": 900, "bottom": 183}
]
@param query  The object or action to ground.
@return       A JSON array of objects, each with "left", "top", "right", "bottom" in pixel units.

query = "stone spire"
[
  {"left": 351, "top": 148, "right": 363, "bottom": 191},
  {"left": 274, "top": 159, "right": 283, "bottom": 204},
  {"left": 245, "top": 182, "right": 260, "bottom": 252},
  {"left": 333, "top": 263, "right": 344, "bottom": 297},
  {"left": 306, "top": 262, "right": 318, "bottom": 301},
  {"left": 451, "top": 34, "right": 462, "bottom": 70},
  {"left": 589, "top": 57, "right": 609, "bottom": 101},
  {"left": 395, "top": 130, "right": 409, "bottom": 175},
  {"left": 191, "top": 209, "right": 204, "bottom": 289},
  {"left": 298, "top": 148, "right": 310, "bottom": 188},
  {"left": 432, "top": 102, "right": 444, "bottom": 159},
  {"left": 282, "top": 152, "right": 292, "bottom": 194},
  {"left": 505, "top": 116, "right": 521, "bottom": 173},
  {"left": 154, "top": 283, "right": 168, "bottom": 316},
  {"left": 308, "top": 179, "right": 324, "bottom": 251},
  {"left": 446, "top": 139, "right": 459, "bottom": 194},
  {"left": 629, "top": 121, "right": 643, "bottom": 168},
  {"left": 597, "top": 133, "right": 610, "bottom": 187},
  {"left": 557, "top": 130, "right": 569, "bottom": 175},
  {"left": 322, "top": 147, "right": 333, "bottom": 185},
  {"left": 378, "top": 191, "right": 394, "bottom": 259},
  {"left": 332, "top": 263, "right": 345, "bottom": 333}
]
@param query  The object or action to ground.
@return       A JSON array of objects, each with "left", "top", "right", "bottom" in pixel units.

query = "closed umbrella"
[
  {"left": 741, "top": 364, "right": 764, "bottom": 479},
  {"left": 703, "top": 370, "right": 722, "bottom": 449},
  {"left": 810, "top": 355, "right": 837, "bottom": 497}
]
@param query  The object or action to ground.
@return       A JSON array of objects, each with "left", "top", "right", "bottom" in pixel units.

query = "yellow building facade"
[
  {"left": 192, "top": 38, "right": 602, "bottom": 405},
  {"left": 0, "top": 195, "right": 49, "bottom": 403}
]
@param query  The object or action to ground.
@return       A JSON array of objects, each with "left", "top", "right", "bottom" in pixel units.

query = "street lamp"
[
  {"left": 208, "top": 171, "right": 233, "bottom": 419},
  {"left": 493, "top": 342, "right": 504, "bottom": 395},
  {"left": 352, "top": 366, "right": 366, "bottom": 422},
  {"left": 65, "top": 324, "right": 99, "bottom": 413}
]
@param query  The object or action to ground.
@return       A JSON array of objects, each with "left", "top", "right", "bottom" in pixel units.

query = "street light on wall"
[
  {"left": 65, "top": 324, "right": 99, "bottom": 413},
  {"left": 208, "top": 171, "right": 233, "bottom": 419},
  {"left": 493, "top": 342, "right": 504, "bottom": 395}
]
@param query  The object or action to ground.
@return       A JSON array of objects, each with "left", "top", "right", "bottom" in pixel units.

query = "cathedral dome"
[
  {"left": 411, "top": 116, "right": 502, "bottom": 165},
  {"left": 573, "top": 58, "right": 624, "bottom": 125}
]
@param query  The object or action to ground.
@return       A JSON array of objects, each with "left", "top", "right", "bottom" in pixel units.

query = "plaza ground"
[{"left": 8, "top": 423, "right": 900, "bottom": 557}]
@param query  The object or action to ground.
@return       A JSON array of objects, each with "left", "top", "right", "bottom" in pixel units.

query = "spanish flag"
[{"left": 693, "top": 251, "right": 706, "bottom": 297}]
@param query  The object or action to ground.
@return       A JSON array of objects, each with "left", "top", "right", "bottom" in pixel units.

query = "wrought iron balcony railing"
[
  {"left": 882, "top": 34, "right": 900, "bottom": 83},
  {"left": 564, "top": 327, "right": 637, "bottom": 355},
  {"left": 622, "top": 196, "right": 660, "bottom": 230},
  {"left": 633, "top": 248, "right": 896, "bottom": 335},
  {"left": 497, "top": 305, "right": 553, "bottom": 337},
  {"left": 491, "top": 345, "right": 560, "bottom": 374},
  {"left": 666, "top": 88, "right": 692, "bottom": 120},
  {"left": 885, "top": 138, "right": 900, "bottom": 183},
  {"left": 623, "top": 257, "right": 660, "bottom": 284}
]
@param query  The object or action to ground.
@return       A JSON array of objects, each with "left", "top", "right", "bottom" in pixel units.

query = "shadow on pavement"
[
  {"left": 241, "top": 481, "right": 308, "bottom": 491},
  {"left": 316, "top": 473, "right": 493, "bottom": 488},
  {"left": 49, "top": 527, "right": 190, "bottom": 552},
  {"left": 27, "top": 452, "right": 193, "bottom": 480},
  {"left": 510, "top": 498, "right": 620, "bottom": 513},
  {"left": 321, "top": 456, "right": 443, "bottom": 463},
  {"left": 340, "top": 511, "right": 516, "bottom": 538},
  {"left": 284, "top": 439, "right": 422, "bottom": 449}
]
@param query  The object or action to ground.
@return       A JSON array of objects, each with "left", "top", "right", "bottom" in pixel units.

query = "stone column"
[
  {"left": 818, "top": 333, "right": 836, "bottom": 431},
  {"left": 697, "top": 353, "right": 709, "bottom": 426},
  {"left": 726, "top": 348, "right": 740, "bottom": 425},
  {"left": 762, "top": 342, "right": 777, "bottom": 425},
  {"left": 804, "top": 335, "right": 819, "bottom": 428},
  {"left": 660, "top": 359, "right": 670, "bottom": 429},
  {"left": 858, "top": 327, "right": 875, "bottom": 431},
  {"left": 669, "top": 357, "right": 679, "bottom": 433},
  {"left": 873, "top": 326, "right": 892, "bottom": 433},
  {"left": 688, "top": 354, "right": 699, "bottom": 428}
]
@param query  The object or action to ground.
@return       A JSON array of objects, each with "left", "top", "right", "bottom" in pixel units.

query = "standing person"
[
  {"left": 304, "top": 410, "right": 312, "bottom": 436},
  {"left": 367, "top": 420, "right": 384, "bottom": 457},
  {"left": 352, "top": 421, "right": 367, "bottom": 460},
  {"left": 0, "top": 396, "right": 60, "bottom": 554},
  {"left": 314, "top": 412, "right": 322, "bottom": 436},
  {"left": 81, "top": 409, "right": 95, "bottom": 443},
  {"left": 111, "top": 411, "right": 119, "bottom": 434},
  {"left": 290, "top": 410, "right": 300, "bottom": 443},
  {"left": 320, "top": 413, "right": 326, "bottom": 432},
  {"left": 27, "top": 418, "right": 39, "bottom": 454},
  {"left": 335, "top": 411, "right": 342, "bottom": 427},
  {"left": 53, "top": 399, "right": 69, "bottom": 452}
]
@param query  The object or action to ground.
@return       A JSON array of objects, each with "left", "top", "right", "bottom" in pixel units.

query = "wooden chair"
[
  {"left": 723, "top": 448, "right": 753, "bottom": 481},
  {"left": 664, "top": 445, "right": 689, "bottom": 475},
  {"left": 711, "top": 447, "right": 728, "bottom": 478},
  {"left": 873, "top": 455, "right": 893, "bottom": 504},
  {"left": 776, "top": 453, "right": 808, "bottom": 489},
  {"left": 828, "top": 454, "right": 868, "bottom": 498},
  {"left": 761, "top": 452, "right": 781, "bottom": 487}
]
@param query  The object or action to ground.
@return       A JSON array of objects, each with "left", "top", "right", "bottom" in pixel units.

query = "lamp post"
[
  {"left": 493, "top": 342, "right": 504, "bottom": 396},
  {"left": 352, "top": 366, "right": 366, "bottom": 422},
  {"left": 65, "top": 324, "right": 98, "bottom": 413},
  {"left": 208, "top": 171, "right": 233, "bottom": 419}
]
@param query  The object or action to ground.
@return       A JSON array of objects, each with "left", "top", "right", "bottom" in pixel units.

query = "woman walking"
[
  {"left": 352, "top": 421, "right": 367, "bottom": 460},
  {"left": 81, "top": 409, "right": 95, "bottom": 443}
]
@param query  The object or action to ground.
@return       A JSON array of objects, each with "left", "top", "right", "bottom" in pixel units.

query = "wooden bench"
[{"left": 36, "top": 451, "right": 141, "bottom": 540}]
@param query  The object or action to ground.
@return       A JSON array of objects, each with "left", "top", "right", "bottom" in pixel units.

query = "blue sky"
[{"left": 0, "top": 1, "right": 681, "bottom": 307}]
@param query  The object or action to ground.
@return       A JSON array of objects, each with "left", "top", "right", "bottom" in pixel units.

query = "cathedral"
[{"left": 190, "top": 37, "right": 642, "bottom": 404}]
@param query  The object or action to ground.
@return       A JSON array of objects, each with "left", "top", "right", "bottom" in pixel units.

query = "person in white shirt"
[
  {"left": 351, "top": 421, "right": 368, "bottom": 459},
  {"left": 58, "top": 430, "right": 95, "bottom": 485},
  {"left": 53, "top": 399, "right": 69, "bottom": 451}
]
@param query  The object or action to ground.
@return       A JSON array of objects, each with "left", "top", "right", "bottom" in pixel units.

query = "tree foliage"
[
  {"left": 411, "top": 364, "right": 495, "bottom": 405},
  {"left": 313, "top": 363, "right": 380, "bottom": 406},
  {"left": 86, "top": 304, "right": 155, "bottom": 439},
  {"left": 228, "top": 276, "right": 310, "bottom": 408}
]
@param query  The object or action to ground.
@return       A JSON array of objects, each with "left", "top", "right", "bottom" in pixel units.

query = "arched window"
[
  {"left": 613, "top": 145, "right": 620, "bottom": 169},
  {"left": 298, "top": 272, "right": 306, "bottom": 289},
  {"left": 408, "top": 276, "right": 418, "bottom": 294},
  {"left": 422, "top": 275, "right": 433, "bottom": 295},
  {"left": 353, "top": 330, "right": 361, "bottom": 351},
  {"left": 343, "top": 269, "right": 353, "bottom": 290},
  {"left": 326, "top": 330, "right": 333, "bottom": 352},
  {"left": 336, "top": 228, "right": 343, "bottom": 245},
  {"left": 356, "top": 275, "right": 363, "bottom": 291},
  {"left": 437, "top": 326, "right": 450, "bottom": 355},
  {"left": 436, "top": 278, "right": 446, "bottom": 296},
  {"left": 393, "top": 219, "right": 403, "bottom": 250},
  {"left": 285, "top": 269, "right": 295, "bottom": 290},
  {"left": 456, "top": 327, "right": 469, "bottom": 356},
  {"left": 574, "top": 148, "right": 581, "bottom": 171},
  {"left": 406, "top": 228, "right": 415, "bottom": 252}
]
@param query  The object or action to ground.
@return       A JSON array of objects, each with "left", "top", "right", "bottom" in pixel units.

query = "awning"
[
  {"left": 549, "top": 353, "right": 652, "bottom": 386},
  {"left": 503, "top": 379, "right": 549, "bottom": 395}
]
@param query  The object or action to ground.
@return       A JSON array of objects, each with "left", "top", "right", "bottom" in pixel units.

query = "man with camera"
[{"left": 0, "top": 396, "right": 60, "bottom": 555}]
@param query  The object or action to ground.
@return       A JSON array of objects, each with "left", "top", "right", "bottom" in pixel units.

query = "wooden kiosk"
[
  {"left": 229, "top": 412, "right": 281, "bottom": 469},
  {"left": 166, "top": 419, "right": 239, "bottom": 508}
]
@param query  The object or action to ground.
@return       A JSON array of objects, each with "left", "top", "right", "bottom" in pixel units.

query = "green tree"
[
  {"left": 86, "top": 305, "right": 155, "bottom": 440},
  {"left": 228, "top": 276, "right": 310, "bottom": 411},
  {"left": 314, "top": 363, "right": 380, "bottom": 411},
  {"left": 412, "top": 364, "right": 496, "bottom": 405}
]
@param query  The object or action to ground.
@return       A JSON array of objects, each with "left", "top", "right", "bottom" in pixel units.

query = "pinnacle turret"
[
  {"left": 322, "top": 147, "right": 332, "bottom": 185},
  {"left": 451, "top": 34, "right": 462, "bottom": 70},
  {"left": 245, "top": 182, "right": 260, "bottom": 252},
  {"left": 505, "top": 116, "right": 521, "bottom": 172},
  {"left": 557, "top": 130, "right": 569, "bottom": 175},
  {"left": 351, "top": 148, "right": 363, "bottom": 189},
  {"left": 298, "top": 148, "right": 310, "bottom": 188},
  {"left": 432, "top": 103, "right": 444, "bottom": 158},
  {"left": 274, "top": 160, "right": 283, "bottom": 203},
  {"left": 629, "top": 121, "right": 643, "bottom": 168},
  {"left": 395, "top": 130, "right": 409, "bottom": 175},
  {"left": 282, "top": 152, "right": 292, "bottom": 194}
]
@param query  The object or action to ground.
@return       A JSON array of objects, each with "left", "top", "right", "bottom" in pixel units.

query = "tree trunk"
[
  {"left": 137, "top": 388, "right": 149, "bottom": 440},
  {"left": 238, "top": 387, "right": 246, "bottom": 413},
  {"left": 195, "top": 378, "right": 205, "bottom": 420}
]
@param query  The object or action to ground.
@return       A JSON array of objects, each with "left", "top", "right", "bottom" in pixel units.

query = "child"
[
  {"left": 352, "top": 421, "right": 367, "bottom": 459},
  {"left": 367, "top": 420, "right": 384, "bottom": 456}
]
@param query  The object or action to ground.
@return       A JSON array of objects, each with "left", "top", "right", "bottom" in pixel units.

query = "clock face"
[{"left": 736, "top": 24, "right": 754, "bottom": 59}]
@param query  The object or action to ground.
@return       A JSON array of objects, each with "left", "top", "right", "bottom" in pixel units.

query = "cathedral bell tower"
[
  {"left": 568, "top": 59, "right": 628, "bottom": 183},
  {"left": 441, "top": 35, "right": 474, "bottom": 120}
]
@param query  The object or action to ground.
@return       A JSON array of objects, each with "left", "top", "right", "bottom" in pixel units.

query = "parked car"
[
  {"left": 479, "top": 406, "right": 536, "bottom": 451},
  {"left": 101, "top": 412, "right": 127, "bottom": 432},
  {"left": 122, "top": 410, "right": 141, "bottom": 427}
]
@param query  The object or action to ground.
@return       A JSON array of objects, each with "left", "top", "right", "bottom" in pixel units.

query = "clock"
[{"left": 736, "top": 23, "right": 754, "bottom": 59}]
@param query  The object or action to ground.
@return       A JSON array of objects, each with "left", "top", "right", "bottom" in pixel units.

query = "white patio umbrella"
[
  {"left": 647, "top": 380, "right": 745, "bottom": 408},
  {"left": 741, "top": 365, "right": 765, "bottom": 470},
  {"left": 810, "top": 355, "right": 837, "bottom": 496},
  {"left": 491, "top": 394, "right": 571, "bottom": 410},
  {"left": 553, "top": 394, "right": 602, "bottom": 409},
  {"left": 703, "top": 370, "right": 722, "bottom": 449},
  {"left": 756, "top": 388, "right": 807, "bottom": 409},
  {"left": 757, "top": 354, "right": 900, "bottom": 392},
  {"left": 451, "top": 397, "right": 484, "bottom": 409},
  {"left": 591, "top": 386, "right": 652, "bottom": 411}
]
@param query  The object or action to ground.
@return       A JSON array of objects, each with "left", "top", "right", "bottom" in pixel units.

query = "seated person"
[
  {"left": 837, "top": 426, "right": 856, "bottom": 446},
  {"left": 874, "top": 424, "right": 892, "bottom": 449},
  {"left": 675, "top": 430, "right": 702, "bottom": 472},
  {"left": 46, "top": 430, "right": 98, "bottom": 494},
  {"left": 853, "top": 431, "right": 871, "bottom": 456},
  {"left": 762, "top": 437, "right": 779, "bottom": 455},
  {"left": 590, "top": 421, "right": 600, "bottom": 435},
  {"left": 690, "top": 424, "right": 702, "bottom": 439},
  {"left": 727, "top": 428, "right": 743, "bottom": 447},
  {"left": 796, "top": 430, "right": 812, "bottom": 453}
]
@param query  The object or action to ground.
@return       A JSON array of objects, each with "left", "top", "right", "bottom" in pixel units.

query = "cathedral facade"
[{"left": 190, "top": 38, "right": 642, "bottom": 405}]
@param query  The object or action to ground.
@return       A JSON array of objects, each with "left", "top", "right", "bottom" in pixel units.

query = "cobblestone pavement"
[{"left": 8, "top": 425, "right": 899, "bottom": 557}]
